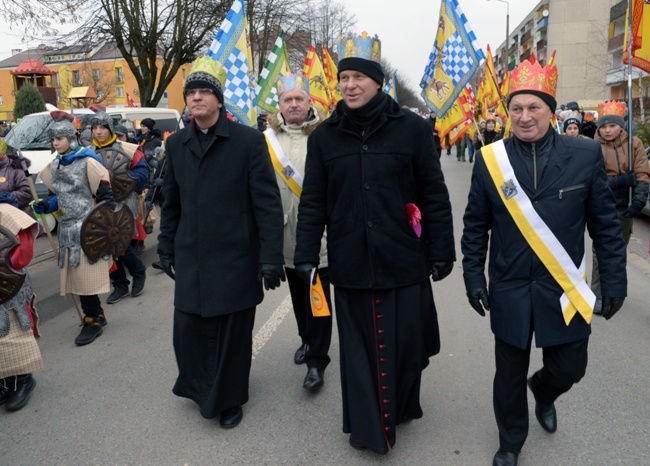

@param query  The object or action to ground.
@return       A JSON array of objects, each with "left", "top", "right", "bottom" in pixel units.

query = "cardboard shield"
[
  {"left": 0, "top": 225, "right": 26, "bottom": 305},
  {"left": 97, "top": 146, "right": 137, "bottom": 202},
  {"left": 80, "top": 202, "right": 134, "bottom": 262}
]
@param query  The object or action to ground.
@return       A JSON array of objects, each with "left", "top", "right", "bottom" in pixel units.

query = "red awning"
[{"left": 10, "top": 59, "right": 55, "bottom": 76}]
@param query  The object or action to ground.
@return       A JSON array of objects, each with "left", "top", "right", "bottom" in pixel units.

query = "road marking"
[{"left": 252, "top": 294, "right": 292, "bottom": 358}]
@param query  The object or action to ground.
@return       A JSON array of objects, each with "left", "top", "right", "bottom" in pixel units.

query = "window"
[
  {"left": 117, "top": 87, "right": 125, "bottom": 97},
  {"left": 93, "top": 69, "right": 101, "bottom": 80},
  {"left": 54, "top": 72, "right": 60, "bottom": 87},
  {"left": 72, "top": 70, "right": 82, "bottom": 86},
  {"left": 97, "top": 89, "right": 104, "bottom": 99},
  {"left": 116, "top": 67, "right": 124, "bottom": 83},
  {"left": 0, "top": 95, "right": 3, "bottom": 106}
]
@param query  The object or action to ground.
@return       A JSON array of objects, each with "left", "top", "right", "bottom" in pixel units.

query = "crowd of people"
[{"left": 1, "top": 30, "right": 649, "bottom": 466}]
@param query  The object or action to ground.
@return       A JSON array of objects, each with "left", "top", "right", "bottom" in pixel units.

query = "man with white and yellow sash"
[
  {"left": 266, "top": 73, "right": 332, "bottom": 391},
  {"left": 461, "top": 53, "right": 627, "bottom": 466}
]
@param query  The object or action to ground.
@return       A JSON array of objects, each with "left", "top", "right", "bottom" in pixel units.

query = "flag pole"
[{"left": 626, "top": 0, "right": 634, "bottom": 209}]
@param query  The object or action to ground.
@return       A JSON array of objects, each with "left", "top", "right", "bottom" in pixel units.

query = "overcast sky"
[{"left": 0, "top": 0, "right": 542, "bottom": 94}]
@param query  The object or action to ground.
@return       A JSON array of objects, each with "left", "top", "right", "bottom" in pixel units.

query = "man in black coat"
[
  {"left": 157, "top": 57, "right": 285, "bottom": 429},
  {"left": 295, "top": 31, "right": 455, "bottom": 454},
  {"left": 461, "top": 56, "right": 627, "bottom": 466}
]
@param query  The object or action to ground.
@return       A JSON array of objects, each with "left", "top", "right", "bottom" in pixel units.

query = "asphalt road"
[{"left": 3, "top": 149, "right": 650, "bottom": 465}]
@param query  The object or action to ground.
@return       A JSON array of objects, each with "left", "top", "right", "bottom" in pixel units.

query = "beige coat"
[{"left": 268, "top": 109, "right": 328, "bottom": 268}]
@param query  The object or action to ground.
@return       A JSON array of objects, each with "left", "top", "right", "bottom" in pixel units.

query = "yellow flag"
[
  {"left": 303, "top": 45, "right": 332, "bottom": 116},
  {"left": 322, "top": 46, "right": 342, "bottom": 106},
  {"left": 624, "top": 0, "right": 650, "bottom": 73},
  {"left": 484, "top": 44, "right": 501, "bottom": 108}
]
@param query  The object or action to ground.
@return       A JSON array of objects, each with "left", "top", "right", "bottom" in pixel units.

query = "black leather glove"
[
  {"left": 295, "top": 263, "right": 317, "bottom": 284},
  {"left": 96, "top": 182, "right": 118, "bottom": 210},
  {"left": 430, "top": 261, "right": 454, "bottom": 282},
  {"left": 258, "top": 264, "right": 286, "bottom": 290},
  {"left": 467, "top": 288, "right": 489, "bottom": 316},
  {"left": 159, "top": 254, "right": 175, "bottom": 280},
  {"left": 601, "top": 296, "right": 625, "bottom": 320},
  {"left": 621, "top": 199, "right": 645, "bottom": 218}
]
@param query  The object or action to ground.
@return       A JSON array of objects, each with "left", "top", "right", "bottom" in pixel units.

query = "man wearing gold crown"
[
  {"left": 157, "top": 57, "right": 285, "bottom": 429},
  {"left": 461, "top": 54, "right": 628, "bottom": 466},
  {"left": 590, "top": 100, "right": 649, "bottom": 315},
  {"left": 295, "top": 31, "right": 455, "bottom": 454},
  {"left": 265, "top": 73, "right": 333, "bottom": 390}
]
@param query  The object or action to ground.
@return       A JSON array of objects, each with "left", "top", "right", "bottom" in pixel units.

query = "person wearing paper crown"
[
  {"left": 589, "top": 100, "right": 650, "bottom": 316},
  {"left": 33, "top": 111, "right": 119, "bottom": 346},
  {"left": 88, "top": 104, "right": 149, "bottom": 305},
  {"left": 294, "top": 31, "right": 455, "bottom": 454},
  {"left": 266, "top": 72, "right": 333, "bottom": 390},
  {"left": 461, "top": 53, "right": 627, "bottom": 466},
  {"left": 157, "top": 56, "right": 284, "bottom": 429}
]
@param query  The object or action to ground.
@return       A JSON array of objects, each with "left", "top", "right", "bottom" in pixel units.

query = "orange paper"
[{"left": 310, "top": 272, "right": 331, "bottom": 317}]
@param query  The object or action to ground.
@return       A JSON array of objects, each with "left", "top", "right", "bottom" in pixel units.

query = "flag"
[
  {"left": 383, "top": 72, "right": 399, "bottom": 103},
  {"left": 126, "top": 92, "right": 136, "bottom": 108},
  {"left": 256, "top": 30, "right": 291, "bottom": 114},
  {"left": 624, "top": 0, "right": 650, "bottom": 73},
  {"left": 435, "top": 83, "right": 475, "bottom": 145},
  {"left": 420, "top": 0, "right": 485, "bottom": 115},
  {"left": 303, "top": 45, "right": 332, "bottom": 116},
  {"left": 322, "top": 46, "right": 342, "bottom": 106},
  {"left": 500, "top": 70, "right": 510, "bottom": 97},
  {"left": 483, "top": 44, "right": 501, "bottom": 108},
  {"left": 207, "top": 0, "right": 257, "bottom": 126}
]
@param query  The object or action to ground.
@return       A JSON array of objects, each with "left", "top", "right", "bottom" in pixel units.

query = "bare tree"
[{"left": 54, "top": 0, "right": 233, "bottom": 107}]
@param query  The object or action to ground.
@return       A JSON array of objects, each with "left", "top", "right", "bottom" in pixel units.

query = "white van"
[{"left": 3, "top": 106, "right": 184, "bottom": 198}]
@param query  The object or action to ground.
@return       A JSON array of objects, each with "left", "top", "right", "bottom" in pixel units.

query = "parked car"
[{"left": 4, "top": 106, "right": 184, "bottom": 200}]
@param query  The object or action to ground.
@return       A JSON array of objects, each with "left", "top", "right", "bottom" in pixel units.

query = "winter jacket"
[{"left": 0, "top": 153, "right": 32, "bottom": 209}]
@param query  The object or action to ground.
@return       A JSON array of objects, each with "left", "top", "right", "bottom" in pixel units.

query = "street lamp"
[{"left": 488, "top": 0, "right": 510, "bottom": 78}]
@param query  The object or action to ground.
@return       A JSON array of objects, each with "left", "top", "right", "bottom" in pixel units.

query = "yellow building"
[{"left": 0, "top": 41, "right": 188, "bottom": 121}]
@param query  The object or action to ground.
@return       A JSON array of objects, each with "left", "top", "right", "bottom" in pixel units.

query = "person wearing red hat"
[{"left": 461, "top": 53, "right": 627, "bottom": 466}]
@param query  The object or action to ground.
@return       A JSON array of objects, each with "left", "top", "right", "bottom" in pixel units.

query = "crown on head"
[
  {"left": 509, "top": 52, "right": 558, "bottom": 98},
  {"left": 188, "top": 56, "right": 227, "bottom": 87},
  {"left": 597, "top": 100, "right": 626, "bottom": 118},
  {"left": 276, "top": 72, "right": 309, "bottom": 95},
  {"left": 337, "top": 31, "right": 381, "bottom": 63}
]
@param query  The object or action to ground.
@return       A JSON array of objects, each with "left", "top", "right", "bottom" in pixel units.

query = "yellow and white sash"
[
  {"left": 264, "top": 129, "right": 303, "bottom": 198},
  {"left": 482, "top": 140, "right": 595, "bottom": 325}
]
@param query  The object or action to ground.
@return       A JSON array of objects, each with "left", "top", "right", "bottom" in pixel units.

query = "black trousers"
[
  {"left": 79, "top": 294, "right": 103, "bottom": 317},
  {"left": 284, "top": 267, "right": 332, "bottom": 370},
  {"left": 494, "top": 334, "right": 589, "bottom": 453},
  {"left": 110, "top": 244, "right": 146, "bottom": 289}
]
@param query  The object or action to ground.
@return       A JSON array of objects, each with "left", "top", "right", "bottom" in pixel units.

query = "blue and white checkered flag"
[
  {"left": 420, "top": 0, "right": 485, "bottom": 116},
  {"left": 207, "top": 0, "right": 257, "bottom": 126}
]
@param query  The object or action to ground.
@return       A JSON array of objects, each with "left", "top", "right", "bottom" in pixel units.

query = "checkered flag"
[
  {"left": 207, "top": 0, "right": 257, "bottom": 126},
  {"left": 256, "top": 30, "right": 290, "bottom": 114},
  {"left": 420, "top": 0, "right": 485, "bottom": 116}
]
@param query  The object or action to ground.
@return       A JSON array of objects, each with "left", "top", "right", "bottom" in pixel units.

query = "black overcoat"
[
  {"left": 295, "top": 96, "right": 455, "bottom": 288},
  {"left": 158, "top": 110, "right": 284, "bottom": 316},
  {"left": 461, "top": 129, "right": 627, "bottom": 349}
]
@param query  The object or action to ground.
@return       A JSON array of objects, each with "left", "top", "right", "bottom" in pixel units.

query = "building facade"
[
  {"left": 492, "top": 0, "right": 612, "bottom": 109},
  {"left": 0, "top": 42, "right": 187, "bottom": 121}
]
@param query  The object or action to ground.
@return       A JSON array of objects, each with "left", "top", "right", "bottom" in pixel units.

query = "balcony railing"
[
  {"left": 520, "top": 30, "right": 532, "bottom": 45},
  {"left": 537, "top": 16, "right": 548, "bottom": 31}
]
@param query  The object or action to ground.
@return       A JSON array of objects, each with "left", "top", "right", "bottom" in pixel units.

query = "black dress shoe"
[
  {"left": 528, "top": 377, "right": 557, "bottom": 433},
  {"left": 303, "top": 367, "right": 324, "bottom": 390},
  {"left": 219, "top": 406, "right": 243, "bottom": 429},
  {"left": 294, "top": 343, "right": 309, "bottom": 365},
  {"left": 493, "top": 449, "right": 518, "bottom": 466}
]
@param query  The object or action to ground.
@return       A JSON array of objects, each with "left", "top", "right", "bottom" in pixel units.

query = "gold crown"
[
  {"left": 597, "top": 100, "right": 626, "bottom": 118},
  {"left": 509, "top": 52, "right": 557, "bottom": 99}
]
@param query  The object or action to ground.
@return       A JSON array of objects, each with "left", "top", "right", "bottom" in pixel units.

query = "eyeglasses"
[{"left": 184, "top": 88, "right": 214, "bottom": 97}]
